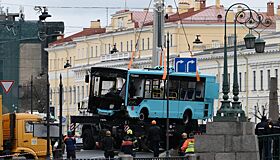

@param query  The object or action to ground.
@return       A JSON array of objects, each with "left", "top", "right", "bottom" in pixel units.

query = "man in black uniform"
[
  {"left": 255, "top": 116, "right": 268, "bottom": 160},
  {"left": 272, "top": 118, "right": 280, "bottom": 158},
  {"left": 101, "top": 131, "right": 115, "bottom": 159},
  {"left": 147, "top": 120, "right": 161, "bottom": 157}
]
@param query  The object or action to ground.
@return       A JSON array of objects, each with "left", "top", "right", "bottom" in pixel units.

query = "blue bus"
[{"left": 87, "top": 67, "right": 219, "bottom": 123}]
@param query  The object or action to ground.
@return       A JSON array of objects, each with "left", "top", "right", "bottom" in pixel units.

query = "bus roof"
[
  {"left": 91, "top": 67, "right": 127, "bottom": 78},
  {"left": 128, "top": 68, "right": 215, "bottom": 78}
]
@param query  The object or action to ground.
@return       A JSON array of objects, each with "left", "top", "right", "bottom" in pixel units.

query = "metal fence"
[{"left": 258, "top": 134, "right": 280, "bottom": 160}]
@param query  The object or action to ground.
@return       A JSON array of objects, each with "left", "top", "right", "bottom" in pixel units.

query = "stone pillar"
[
  {"left": 195, "top": 122, "right": 259, "bottom": 160},
  {"left": 269, "top": 77, "right": 279, "bottom": 121}
]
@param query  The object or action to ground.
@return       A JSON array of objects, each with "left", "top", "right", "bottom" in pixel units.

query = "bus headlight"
[{"left": 109, "top": 104, "right": 114, "bottom": 109}]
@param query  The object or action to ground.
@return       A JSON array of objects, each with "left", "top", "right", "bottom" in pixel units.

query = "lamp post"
[
  {"left": 64, "top": 60, "right": 71, "bottom": 130},
  {"left": 214, "top": 3, "right": 272, "bottom": 122},
  {"left": 58, "top": 74, "right": 63, "bottom": 159}
]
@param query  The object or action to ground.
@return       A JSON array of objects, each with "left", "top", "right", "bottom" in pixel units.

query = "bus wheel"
[
  {"left": 139, "top": 109, "right": 149, "bottom": 120},
  {"left": 183, "top": 110, "right": 192, "bottom": 124},
  {"left": 83, "top": 128, "right": 95, "bottom": 150}
]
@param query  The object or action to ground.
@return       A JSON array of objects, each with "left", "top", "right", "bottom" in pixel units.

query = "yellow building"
[{"left": 47, "top": 0, "right": 272, "bottom": 130}]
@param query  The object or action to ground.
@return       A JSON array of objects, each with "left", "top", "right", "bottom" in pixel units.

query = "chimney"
[
  {"left": 277, "top": 5, "right": 280, "bottom": 16},
  {"left": 216, "top": 0, "right": 220, "bottom": 8},
  {"left": 178, "top": 1, "right": 190, "bottom": 14},
  {"left": 267, "top": 1, "right": 274, "bottom": 16},
  {"left": 166, "top": 5, "right": 173, "bottom": 14},
  {"left": 200, "top": 0, "right": 206, "bottom": 9},
  {"left": 90, "top": 19, "right": 101, "bottom": 28},
  {"left": 194, "top": 0, "right": 200, "bottom": 11}
]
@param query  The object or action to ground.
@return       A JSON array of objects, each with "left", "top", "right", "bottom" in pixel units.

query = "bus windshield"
[{"left": 87, "top": 67, "right": 127, "bottom": 114}]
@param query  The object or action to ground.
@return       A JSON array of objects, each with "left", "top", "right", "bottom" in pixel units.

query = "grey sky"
[{"left": 1, "top": 0, "right": 277, "bottom": 35}]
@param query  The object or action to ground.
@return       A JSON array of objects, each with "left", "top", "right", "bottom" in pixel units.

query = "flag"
[
  {"left": 196, "top": 66, "right": 200, "bottom": 82},
  {"left": 127, "top": 51, "right": 134, "bottom": 70},
  {"left": 162, "top": 49, "right": 167, "bottom": 80}
]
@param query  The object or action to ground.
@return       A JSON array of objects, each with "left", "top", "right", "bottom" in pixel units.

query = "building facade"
[{"left": 47, "top": 0, "right": 280, "bottom": 129}]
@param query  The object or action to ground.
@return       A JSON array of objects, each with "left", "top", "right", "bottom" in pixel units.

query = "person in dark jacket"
[
  {"left": 255, "top": 116, "right": 270, "bottom": 160},
  {"left": 147, "top": 120, "right": 161, "bottom": 157},
  {"left": 272, "top": 118, "right": 280, "bottom": 158},
  {"left": 101, "top": 130, "right": 115, "bottom": 159},
  {"left": 64, "top": 130, "right": 76, "bottom": 159}
]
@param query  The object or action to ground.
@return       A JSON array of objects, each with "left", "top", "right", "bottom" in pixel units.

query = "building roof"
[
  {"left": 131, "top": 10, "right": 153, "bottom": 28},
  {"left": 49, "top": 27, "right": 106, "bottom": 46}
]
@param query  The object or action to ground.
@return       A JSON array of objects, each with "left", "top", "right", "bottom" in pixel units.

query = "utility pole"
[
  {"left": 166, "top": 32, "right": 170, "bottom": 157},
  {"left": 46, "top": 75, "right": 50, "bottom": 159},
  {"left": 31, "top": 75, "right": 33, "bottom": 114},
  {"left": 59, "top": 74, "right": 63, "bottom": 158},
  {"left": 152, "top": 0, "right": 164, "bottom": 67}
]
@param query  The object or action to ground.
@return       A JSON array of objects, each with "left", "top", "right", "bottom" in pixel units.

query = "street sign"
[
  {"left": 174, "top": 58, "right": 197, "bottom": 72},
  {"left": 0, "top": 80, "right": 14, "bottom": 94}
]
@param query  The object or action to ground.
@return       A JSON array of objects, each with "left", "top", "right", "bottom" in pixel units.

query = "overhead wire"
[{"left": 173, "top": 0, "right": 192, "bottom": 56}]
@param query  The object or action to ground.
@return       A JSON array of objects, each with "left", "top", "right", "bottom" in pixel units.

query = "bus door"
[
  {"left": 143, "top": 79, "right": 164, "bottom": 118},
  {"left": 165, "top": 79, "right": 180, "bottom": 118}
]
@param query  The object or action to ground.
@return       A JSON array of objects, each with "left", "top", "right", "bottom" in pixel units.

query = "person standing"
[
  {"left": 101, "top": 130, "right": 115, "bottom": 159},
  {"left": 64, "top": 130, "right": 76, "bottom": 159},
  {"left": 179, "top": 133, "right": 188, "bottom": 156},
  {"left": 255, "top": 116, "right": 269, "bottom": 160},
  {"left": 147, "top": 120, "right": 161, "bottom": 157},
  {"left": 272, "top": 118, "right": 280, "bottom": 158},
  {"left": 181, "top": 133, "right": 195, "bottom": 155},
  {"left": 121, "top": 129, "right": 136, "bottom": 157}
]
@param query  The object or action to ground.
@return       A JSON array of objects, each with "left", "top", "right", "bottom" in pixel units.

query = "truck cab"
[{"left": 2, "top": 113, "right": 50, "bottom": 159}]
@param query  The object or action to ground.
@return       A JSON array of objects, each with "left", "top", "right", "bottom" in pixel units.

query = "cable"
[
  {"left": 134, "top": 0, "right": 153, "bottom": 52},
  {"left": 173, "top": 0, "right": 192, "bottom": 56}
]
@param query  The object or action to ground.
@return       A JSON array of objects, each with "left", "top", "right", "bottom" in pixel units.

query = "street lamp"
[{"left": 214, "top": 3, "right": 272, "bottom": 122}]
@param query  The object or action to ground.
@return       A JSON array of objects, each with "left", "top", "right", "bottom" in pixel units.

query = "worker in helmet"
[
  {"left": 101, "top": 130, "right": 116, "bottom": 159},
  {"left": 121, "top": 129, "right": 136, "bottom": 157},
  {"left": 64, "top": 130, "right": 76, "bottom": 159},
  {"left": 148, "top": 120, "right": 161, "bottom": 157}
]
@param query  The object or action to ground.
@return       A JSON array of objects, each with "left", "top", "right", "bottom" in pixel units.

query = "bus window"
[
  {"left": 128, "top": 77, "right": 144, "bottom": 98},
  {"left": 186, "top": 82, "right": 196, "bottom": 100},
  {"left": 195, "top": 81, "right": 205, "bottom": 100},
  {"left": 152, "top": 79, "right": 164, "bottom": 99},
  {"left": 180, "top": 80, "right": 188, "bottom": 100},
  {"left": 144, "top": 79, "right": 152, "bottom": 98},
  {"left": 167, "top": 79, "right": 179, "bottom": 100}
]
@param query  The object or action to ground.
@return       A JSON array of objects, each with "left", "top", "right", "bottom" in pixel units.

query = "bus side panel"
[
  {"left": 179, "top": 101, "right": 205, "bottom": 119},
  {"left": 205, "top": 82, "right": 219, "bottom": 99}
]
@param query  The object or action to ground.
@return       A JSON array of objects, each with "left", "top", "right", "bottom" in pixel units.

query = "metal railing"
[{"left": 258, "top": 134, "right": 280, "bottom": 160}]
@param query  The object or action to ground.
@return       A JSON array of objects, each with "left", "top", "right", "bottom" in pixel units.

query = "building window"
[
  {"left": 126, "top": 41, "right": 129, "bottom": 51},
  {"left": 267, "top": 69, "right": 270, "bottom": 90},
  {"left": 73, "top": 86, "right": 76, "bottom": 104},
  {"left": 77, "top": 86, "right": 80, "bottom": 102},
  {"left": 244, "top": 72, "right": 247, "bottom": 91},
  {"left": 260, "top": 70, "right": 263, "bottom": 90},
  {"left": 105, "top": 44, "right": 107, "bottom": 54},
  {"left": 142, "top": 39, "right": 144, "bottom": 50},
  {"left": 82, "top": 86, "right": 84, "bottom": 99},
  {"left": 69, "top": 87, "right": 72, "bottom": 104},
  {"left": 86, "top": 85, "right": 89, "bottom": 97},
  {"left": 147, "top": 38, "right": 150, "bottom": 50},
  {"left": 109, "top": 44, "right": 111, "bottom": 53},
  {"left": 118, "top": 17, "right": 124, "bottom": 28},
  {"left": 170, "top": 34, "right": 173, "bottom": 47},
  {"left": 164, "top": 35, "right": 166, "bottom": 47},
  {"left": 95, "top": 46, "right": 98, "bottom": 57},
  {"left": 82, "top": 48, "right": 84, "bottom": 58},
  {"left": 130, "top": 40, "right": 133, "bottom": 51},
  {"left": 91, "top": 46, "right": 93, "bottom": 57},
  {"left": 228, "top": 73, "right": 230, "bottom": 92},
  {"left": 275, "top": 69, "right": 278, "bottom": 89},
  {"left": 121, "top": 42, "right": 123, "bottom": 52},
  {"left": 239, "top": 72, "right": 242, "bottom": 92},
  {"left": 253, "top": 71, "right": 256, "bottom": 91}
]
